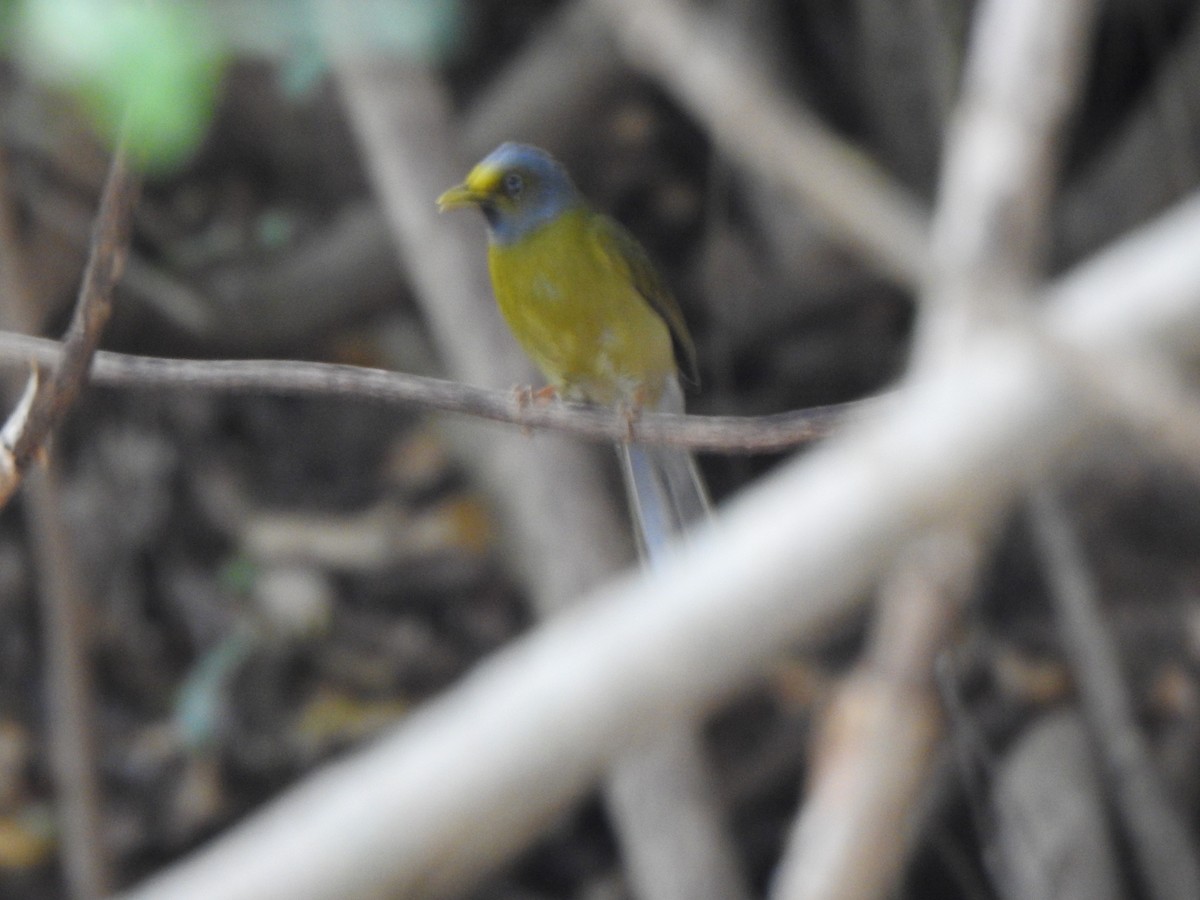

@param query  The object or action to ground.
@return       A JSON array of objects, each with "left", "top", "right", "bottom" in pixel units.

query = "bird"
[{"left": 437, "top": 142, "right": 709, "bottom": 561}]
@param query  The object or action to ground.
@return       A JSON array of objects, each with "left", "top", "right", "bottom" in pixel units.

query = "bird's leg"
[
  {"left": 512, "top": 384, "right": 560, "bottom": 434},
  {"left": 512, "top": 383, "right": 559, "bottom": 410},
  {"left": 617, "top": 388, "right": 649, "bottom": 443}
]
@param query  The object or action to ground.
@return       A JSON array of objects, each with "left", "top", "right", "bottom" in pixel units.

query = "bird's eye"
[{"left": 503, "top": 172, "right": 524, "bottom": 197}]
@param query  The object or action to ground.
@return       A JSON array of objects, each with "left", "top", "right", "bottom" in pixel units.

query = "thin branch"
[
  {"left": 118, "top": 188, "right": 1200, "bottom": 900},
  {"left": 770, "top": 531, "right": 980, "bottom": 900},
  {"left": 11, "top": 332, "right": 1200, "bottom": 483},
  {"left": 592, "top": 0, "right": 931, "bottom": 288},
  {"left": 0, "top": 332, "right": 856, "bottom": 454},
  {"left": 0, "top": 146, "right": 140, "bottom": 508},
  {"left": 22, "top": 465, "right": 111, "bottom": 900},
  {"left": 0, "top": 147, "right": 125, "bottom": 898},
  {"left": 1029, "top": 488, "right": 1200, "bottom": 900}
]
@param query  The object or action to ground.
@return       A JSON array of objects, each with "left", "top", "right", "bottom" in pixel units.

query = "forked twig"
[{"left": 0, "top": 147, "right": 140, "bottom": 509}]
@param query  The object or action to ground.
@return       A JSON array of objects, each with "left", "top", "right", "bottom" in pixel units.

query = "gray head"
[{"left": 437, "top": 143, "right": 583, "bottom": 244}]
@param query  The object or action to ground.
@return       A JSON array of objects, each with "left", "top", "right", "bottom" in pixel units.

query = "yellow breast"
[{"left": 487, "top": 208, "right": 677, "bottom": 408}]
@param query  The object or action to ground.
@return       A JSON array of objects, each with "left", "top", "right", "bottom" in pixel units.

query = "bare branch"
[
  {"left": 0, "top": 332, "right": 855, "bottom": 453},
  {"left": 991, "top": 711, "right": 1123, "bottom": 900},
  {"left": 593, "top": 0, "right": 931, "bottom": 287},
  {"left": 22, "top": 465, "right": 112, "bottom": 900},
  {"left": 0, "top": 144, "right": 128, "bottom": 899},
  {"left": 916, "top": 0, "right": 1101, "bottom": 361},
  {"left": 770, "top": 531, "right": 981, "bottom": 900},
  {"left": 770, "top": 1, "right": 1103, "bottom": 893},
  {"left": 0, "top": 146, "right": 140, "bottom": 509}
]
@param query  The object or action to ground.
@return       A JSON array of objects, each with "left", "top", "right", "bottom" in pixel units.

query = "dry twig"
[
  {"left": 916, "top": 0, "right": 1101, "bottom": 361},
  {"left": 0, "top": 143, "right": 139, "bottom": 899},
  {"left": 0, "top": 331, "right": 853, "bottom": 454},
  {"left": 0, "top": 146, "right": 140, "bottom": 509}
]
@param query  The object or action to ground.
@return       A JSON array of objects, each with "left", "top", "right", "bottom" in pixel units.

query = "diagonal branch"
[
  {"left": 0, "top": 143, "right": 139, "bottom": 899},
  {"left": 593, "top": 0, "right": 930, "bottom": 287},
  {"left": 0, "top": 145, "right": 140, "bottom": 508},
  {"left": 770, "top": 531, "right": 981, "bottom": 900},
  {"left": 916, "top": 0, "right": 1101, "bottom": 361}
]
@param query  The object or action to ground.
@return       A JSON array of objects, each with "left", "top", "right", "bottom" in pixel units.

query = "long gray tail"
[{"left": 618, "top": 442, "right": 710, "bottom": 563}]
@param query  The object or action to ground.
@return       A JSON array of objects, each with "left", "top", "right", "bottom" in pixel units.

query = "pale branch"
[
  {"left": 593, "top": 0, "right": 931, "bottom": 288},
  {"left": 770, "top": 532, "right": 980, "bottom": 900},
  {"left": 0, "top": 331, "right": 856, "bottom": 454},
  {"left": 991, "top": 711, "right": 1123, "bottom": 899},
  {"left": 916, "top": 0, "right": 1102, "bottom": 361}
]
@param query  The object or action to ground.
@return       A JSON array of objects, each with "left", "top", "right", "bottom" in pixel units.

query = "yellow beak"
[{"left": 436, "top": 184, "right": 487, "bottom": 211}]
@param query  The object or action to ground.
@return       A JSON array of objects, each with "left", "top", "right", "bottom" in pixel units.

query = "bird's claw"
[
  {"left": 617, "top": 396, "right": 645, "bottom": 443},
  {"left": 513, "top": 384, "right": 558, "bottom": 411},
  {"left": 512, "top": 384, "right": 560, "bottom": 436}
]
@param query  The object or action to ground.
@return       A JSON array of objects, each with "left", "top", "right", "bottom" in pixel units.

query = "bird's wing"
[{"left": 588, "top": 214, "right": 700, "bottom": 388}]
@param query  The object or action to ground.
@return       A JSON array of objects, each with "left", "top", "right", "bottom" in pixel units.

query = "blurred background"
[{"left": 1, "top": 1, "right": 1199, "bottom": 898}]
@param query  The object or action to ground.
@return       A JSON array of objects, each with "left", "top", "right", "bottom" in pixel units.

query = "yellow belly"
[{"left": 488, "top": 208, "right": 676, "bottom": 408}]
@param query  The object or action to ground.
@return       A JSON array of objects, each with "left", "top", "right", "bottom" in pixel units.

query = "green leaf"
[{"left": 14, "top": 0, "right": 226, "bottom": 171}]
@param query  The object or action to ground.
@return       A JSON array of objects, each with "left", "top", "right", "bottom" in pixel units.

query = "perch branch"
[{"left": 0, "top": 332, "right": 857, "bottom": 453}]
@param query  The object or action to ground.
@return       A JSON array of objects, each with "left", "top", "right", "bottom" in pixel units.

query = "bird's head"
[{"left": 437, "top": 143, "right": 581, "bottom": 244}]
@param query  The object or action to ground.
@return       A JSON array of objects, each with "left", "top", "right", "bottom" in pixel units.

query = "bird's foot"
[
  {"left": 512, "top": 384, "right": 559, "bottom": 436},
  {"left": 617, "top": 395, "right": 646, "bottom": 443},
  {"left": 513, "top": 384, "right": 558, "bottom": 410}
]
